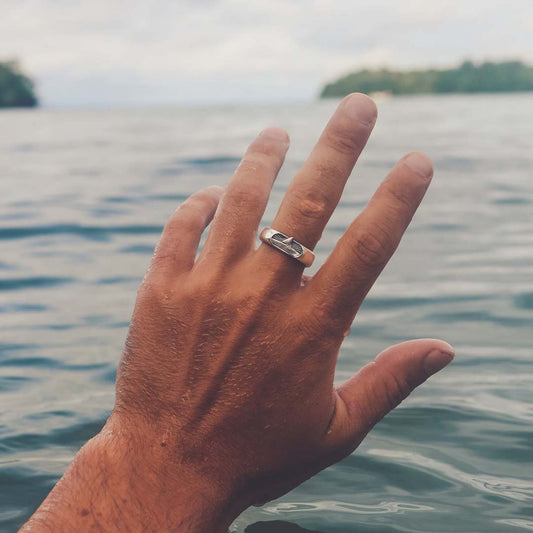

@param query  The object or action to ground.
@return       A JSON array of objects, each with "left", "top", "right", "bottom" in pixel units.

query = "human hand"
[{"left": 22, "top": 94, "right": 453, "bottom": 533}]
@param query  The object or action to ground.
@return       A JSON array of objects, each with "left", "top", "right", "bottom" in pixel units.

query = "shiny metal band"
[{"left": 259, "top": 228, "right": 315, "bottom": 267}]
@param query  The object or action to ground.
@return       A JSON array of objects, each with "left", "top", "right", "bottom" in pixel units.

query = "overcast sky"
[{"left": 2, "top": 0, "right": 532, "bottom": 107}]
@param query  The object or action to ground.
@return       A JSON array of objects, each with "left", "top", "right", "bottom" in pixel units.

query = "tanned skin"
[{"left": 21, "top": 94, "right": 454, "bottom": 532}]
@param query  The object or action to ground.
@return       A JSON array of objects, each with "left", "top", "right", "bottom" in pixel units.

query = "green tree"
[
  {"left": 0, "top": 61, "right": 38, "bottom": 108},
  {"left": 321, "top": 61, "right": 533, "bottom": 98}
]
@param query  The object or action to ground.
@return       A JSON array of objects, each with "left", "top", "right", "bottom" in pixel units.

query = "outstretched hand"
[{"left": 22, "top": 94, "right": 453, "bottom": 533}]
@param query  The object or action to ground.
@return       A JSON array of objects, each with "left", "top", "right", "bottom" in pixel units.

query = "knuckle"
[
  {"left": 251, "top": 136, "right": 286, "bottom": 159},
  {"left": 174, "top": 200, "right": 206, "bottom": 224},
  {"left": 295, "top": 312, "right": 321, "bottom": 341},
  {"left": 186, "top": 267, "right": 224, "bottom": 299},
  {"left": 174, "top": 196, "right": 206, "bottom": 220},
  {"left": 237, "top": 152, "right": 270, "bottom": 176},
  {"left": 382, "top": 369, "right": 411, "bottom": 411},
  {"left": 137, "top": 277, "right": 171, "bottom": 309},
  {"left": 289, "top": 187, "right": 331, "bottom": 221},
  {"left": 297, "top": 301, "right": 345, "bottom": 345},
  {"left": 323, "top": 125, "right": 362, "bottom": 157},
  {"left": 225, "top": 183, "right": 264, "bottom": 208},
  {"left": 383, "top": 180, "right": 414, "bottom": 212},
  {"left": 189, "top": 189, "right": 218, "bottom": 208},
  {"left": 313, "top": 160, "right": 343, "bottom": 185},
  {"left": 150, "top": 246, "right": 180, "bottom": 271},
  {"left": 350, "top": 226, "right": 392, "bottom": 269}
]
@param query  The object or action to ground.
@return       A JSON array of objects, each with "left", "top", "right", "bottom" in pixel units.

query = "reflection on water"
[
  {"left": 1, "top": 94, "right": 532, "bottom": 532},
  {"left": 244, "top": 520, "right": 322, "bottom": 533},
  {"left": 243, "top": 519, "right": 404, "bottom": 533}
]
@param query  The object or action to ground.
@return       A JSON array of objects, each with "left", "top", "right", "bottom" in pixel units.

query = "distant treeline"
[
  {"left": 0, "top": 61, "right": 38, "bottom": 108},
  {"left": 321, "top": 61, "right": 533, "bottom": 98}
]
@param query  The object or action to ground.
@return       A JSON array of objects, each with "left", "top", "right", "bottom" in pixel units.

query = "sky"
[{"left": 2, "top": 0, "right": 533, "bottom": 107}]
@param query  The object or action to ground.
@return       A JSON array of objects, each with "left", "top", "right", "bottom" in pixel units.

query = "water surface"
[{"left": 1, "top": 94, "right": 532, "bottom": 531}]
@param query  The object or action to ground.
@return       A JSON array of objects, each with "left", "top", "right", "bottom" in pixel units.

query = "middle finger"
[{"left": 256, "top": 93, "right": 377, "bottom": 281}]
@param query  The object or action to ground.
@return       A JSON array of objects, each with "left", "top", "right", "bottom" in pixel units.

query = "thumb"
[{"left": 333, "top": 338, "right": 454, "bottom": 446}]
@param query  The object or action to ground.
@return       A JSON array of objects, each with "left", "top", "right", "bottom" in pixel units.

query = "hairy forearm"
[{"left": 20, "top": 422, "right": 234, "bottom": 532}]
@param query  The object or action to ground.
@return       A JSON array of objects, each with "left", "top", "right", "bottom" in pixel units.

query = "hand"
[{"left": 22, "top": 94, "right": 453, "bottom": 532}]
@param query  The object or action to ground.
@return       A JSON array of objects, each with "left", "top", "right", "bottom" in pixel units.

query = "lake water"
[{"left": 1, "top": 94, "right": 532, "bottom": 532}]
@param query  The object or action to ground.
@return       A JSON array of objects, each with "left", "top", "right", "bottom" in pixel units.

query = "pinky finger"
[{"left": 150, "top": 186, "right": 224, "bottom": 276}]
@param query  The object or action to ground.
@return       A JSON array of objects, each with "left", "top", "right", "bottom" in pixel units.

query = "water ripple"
[
  {"left": 497, "top": 519, "right": 533, "bottom": 531},
  {"left": 0, "top": 224, "right": 162, "bottom": 241},
  {"left": 368, "top": 449, "right": 533, "bottom": 503},
  {"left": 514, "top": 293, "right": 533, "bottom": 310},
  {"left": 0, "top": 277, "right": 73, "bottom": 291},
  {"left": 266, "top": 500, "right": 433, "bottom": 516},
  {"left": 2, "top": 96, "right": 533, "bottom": 532},
  {"left": 0, "top": 419, "right": 106, "bottom": 453}
]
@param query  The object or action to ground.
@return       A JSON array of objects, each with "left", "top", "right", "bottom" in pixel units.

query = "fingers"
[
  {"left": 256, "top": 93, "right": 377, "bottom": 278},
  {"left": 202, "top": 128, "right": 289, "bottom": 263},
  {"left": 332, "top": 339, "right": 454, "bottom": 449},
  {"left": 306, "top": 152, "right": 434, "bottom": 331},
  {"left": 150, "top": 186, "right": 223, "bottom": 275}
]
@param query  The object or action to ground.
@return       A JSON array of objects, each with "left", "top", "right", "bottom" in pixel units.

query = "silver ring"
[{"left": 259, "top": 228, "right": 315, "bottom": 267}]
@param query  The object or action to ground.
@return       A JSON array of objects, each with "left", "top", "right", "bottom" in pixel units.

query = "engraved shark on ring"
[{"left": 259, "top": 227, "right": 315, "bottom": 267}]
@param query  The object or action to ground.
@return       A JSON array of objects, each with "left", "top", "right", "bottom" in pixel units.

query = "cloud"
[{"left": 1, "top": 0, "right": 532, "bottom": 106}]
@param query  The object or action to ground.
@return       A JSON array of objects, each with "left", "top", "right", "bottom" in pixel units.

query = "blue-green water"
[{"left": 1, "top": 94, "right": 532, "bottom": 532}]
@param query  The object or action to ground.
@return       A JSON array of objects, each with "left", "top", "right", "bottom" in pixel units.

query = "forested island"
[
  {"left": 321, "top": 61, "right": 533, "bottom": 98},
  {"left": 0, "top": 61, "right": 38, "bottom": 108}
]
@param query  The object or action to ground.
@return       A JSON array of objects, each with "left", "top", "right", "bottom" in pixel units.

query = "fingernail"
[
  {"left": 342, "top": 93, "right": 378, "bottom": 126},
  {"left": 260, "top": 127, "right": 289, "bottom": 143},
  {"left": 404, "top": 152, "right": 434, "bottom": 180},
  {"left": 424, "top": 349, "right": 454, "bottom": 376}
]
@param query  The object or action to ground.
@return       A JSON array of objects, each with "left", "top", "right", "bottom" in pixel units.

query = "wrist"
[
  {"left": 87, "top": 420, "right": 237, "bottom": 532},
  {"left": 23, "top": 416, "right": 241, "bottom": 532}
]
